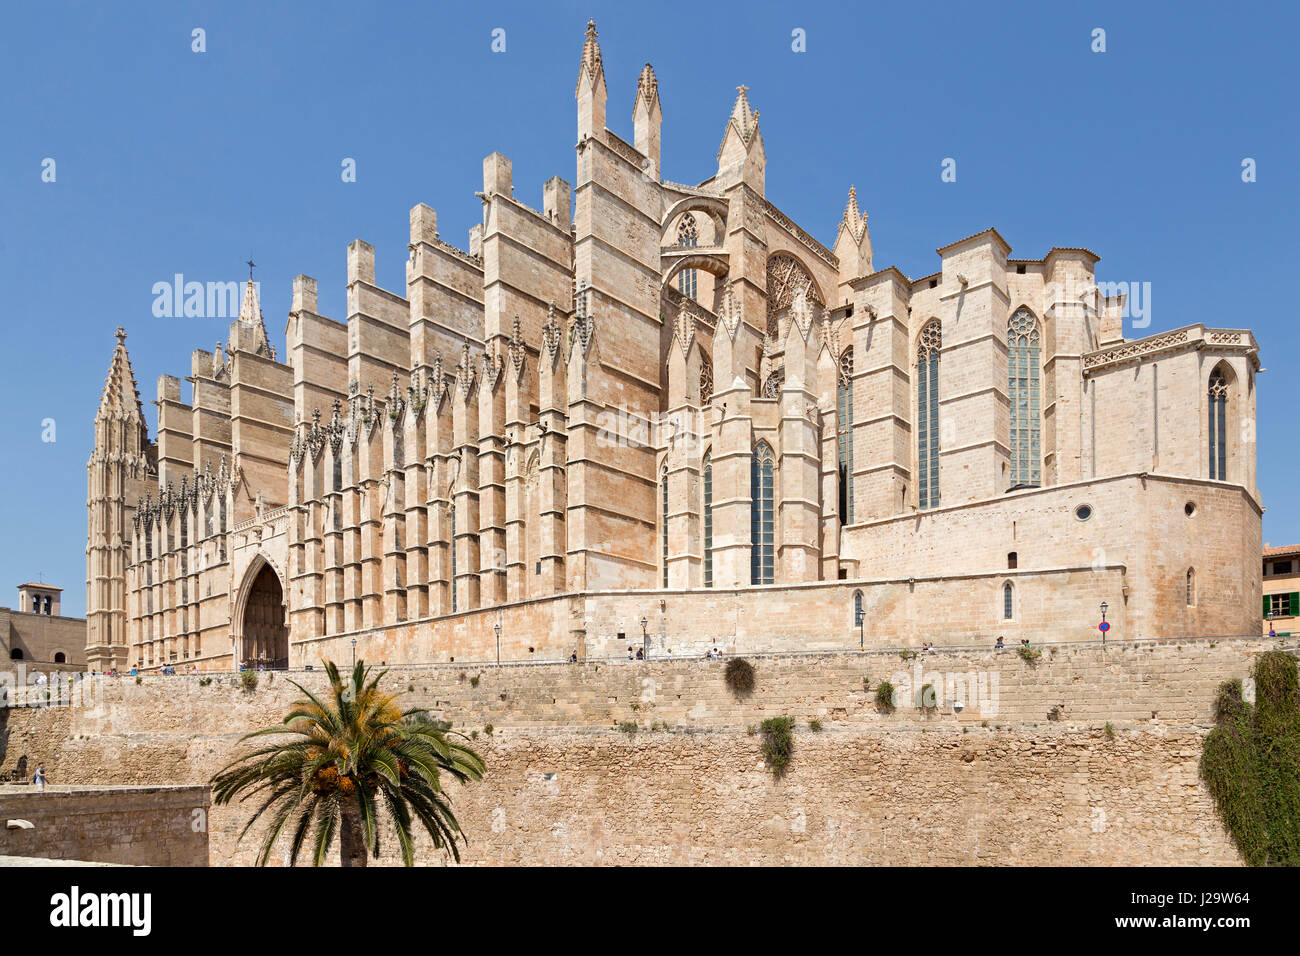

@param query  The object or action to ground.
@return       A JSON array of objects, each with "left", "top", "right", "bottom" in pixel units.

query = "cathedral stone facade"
[{"left": 84, "top": 21, "right": 1262, "bottom": 672}]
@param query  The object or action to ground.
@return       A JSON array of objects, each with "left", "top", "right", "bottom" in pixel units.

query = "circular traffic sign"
[{"left": 1098, "top": 621, "right": 1110, "bottom": 632}]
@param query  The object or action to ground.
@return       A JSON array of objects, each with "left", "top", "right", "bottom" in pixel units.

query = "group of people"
[{"left": 992, "top": 636, "right": 1032, "bottom": 651}]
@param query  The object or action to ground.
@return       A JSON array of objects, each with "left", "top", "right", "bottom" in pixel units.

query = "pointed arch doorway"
[{"left": 234, "top": 558, "right": 289, "bottom": 669}]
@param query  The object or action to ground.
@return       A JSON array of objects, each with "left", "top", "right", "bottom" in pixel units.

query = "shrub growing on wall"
[
  {"left": 760, "top": 716, "right": 795, "bottom": 778},
  {"left": 724, "top": 657, "right": 756, "bottom": 697},
  {"left": 1200, "top": 650, "right": 1300, "bottom": 865},
  {"left": 875, "top": 680, "right": 895, "bottom": 713}
]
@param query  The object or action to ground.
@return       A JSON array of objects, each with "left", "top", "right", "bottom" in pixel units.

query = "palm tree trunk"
[{"left": 340, "top": 800, "right": 368, "bottom": 867}]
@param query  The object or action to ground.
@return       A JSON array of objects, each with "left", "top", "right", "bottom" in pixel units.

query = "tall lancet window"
[
  {"left": 1209, "top": 369, "right": 1229, "bottom": 480},
  {"left": 450, "top": 504, "right": 458, "bottom": 614},
  {"left": 751, "top": 442, "right": 775, "bottom": 584},
  {"left": 837, "top": 347, "right": 855, "bottom": 524},
  {"left": 703, "top": 451, "right": 714, "bottom": 588},
  {"left": 1007, "top": 308, "right": 1042, "bottom": 489},
  {"left": 677, "top": 213, "right": 698, "bottom": 301},
  {"left": 661, "top": 464, "right": 670, "bottom": 588},
  {"left": 917, "top": 321, "right": 942, "bottom": 510}
]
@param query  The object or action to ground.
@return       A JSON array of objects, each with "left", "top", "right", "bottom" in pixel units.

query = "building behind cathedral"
[{"left": 83, "top": 21, "right": 1262, "bottom": 673}]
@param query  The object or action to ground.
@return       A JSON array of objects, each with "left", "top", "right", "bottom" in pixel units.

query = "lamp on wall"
[{"left": 494, "top": 623, "right": 502, "bottom": 664}]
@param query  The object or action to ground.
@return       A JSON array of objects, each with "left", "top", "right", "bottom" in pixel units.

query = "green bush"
[
  {"left": 875, "top": 680, "right": 896, "bottom": 714},
  {"left": 899, "top": 650, "right": 917, "bottom": 661},
  {"left": 1103, "top": 721, "right": 1116, "bottom": 740},
  {"left": 619, "top": 721, "right": 638, "bottom": 736},
  {"left": 760, "top": 716, "right": 796, "bottom": 778},
  {"left": 919, "top": 683, "right": 937, "bottom": 709},
  {"left": 239, "top": 670, "right": 258, "bottom": 692},
  {"left": 809, "top": 719, "right": 823, "bottom": 733},
  {"left": 1017, "top": 645, "right": 1042, "bottom": 663},
  {"left": 1201, "top": 651, "right": 1300, "bottom": 865},
  {"left": 469, "top": 675, "right": 480, "bottom": 688},
  {"left": 724, "top": 657, "right": 756, "bottom": 697},
  {"left": 198, "top": 677, "right": 212, "bottom": 687}
]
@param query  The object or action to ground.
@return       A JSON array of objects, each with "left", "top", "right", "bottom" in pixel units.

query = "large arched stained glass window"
[
  {"left": 1008, "top": 308, "right": 1041, "bottom": 489},
  {"left": 750, "top": 442, "right": 775, "bottom": 584},
  {"left": 837, "top": 347, "right": 855, "bottom": 524},
  {"left": 917, "top": 322, "right": 942, "bottom": 510},
  {"left": 1209, "top": 368, "right": 1229, "bottom": 480},
  {"left": 677, "top": 214, "right": 698, "bottom": 301},
  {"left": 703, "top": 452, "right": 714, "bottom": 588}
]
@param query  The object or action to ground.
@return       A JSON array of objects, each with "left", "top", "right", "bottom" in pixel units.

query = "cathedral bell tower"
[{"left": 86, "top": 327, "right": 156, "bottom": 671}]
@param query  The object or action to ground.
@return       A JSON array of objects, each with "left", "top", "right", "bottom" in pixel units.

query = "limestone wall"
[
  {"left": 2, "top": 638, "right": 1277, "bottom": 865},
  {"left": 0, "top": 785, "right": 209, "bottom": 866}
]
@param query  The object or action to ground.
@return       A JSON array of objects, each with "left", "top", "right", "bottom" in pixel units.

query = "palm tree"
[{"left": 210, "top": 660, "right": 485, "bottom": 866}]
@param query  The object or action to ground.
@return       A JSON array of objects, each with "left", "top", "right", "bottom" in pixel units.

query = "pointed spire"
[
  {"left": 237, "top": 277, "right": 261, "bottom": 325},
  {"left": 576, "top": 18, "right": 604, "bottom": 92},
  {"left": 841, "top": 185, "right": 867, "bottom": 243},
  {"left": 635, "top": 62, "right": 659, "bottom": 111},
  {"left": 97, "top": 326, "right": 146, "bottom": 421},
  {"left": 730, "top": 85, "right": 758, "bottom": 137},
  {"left": 717, "top": 85, "right": 762, "bottom": 165},
  {"left": 232, "top": 276, "right": 274, "bottom": 359},
  {"left": 542, "top": 302, "right": 562, "bottom": 363}
]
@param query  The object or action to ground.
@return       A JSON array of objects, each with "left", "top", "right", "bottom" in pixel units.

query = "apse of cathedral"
[{"left": 84, "top": 21, "right": 1262, "bottom": 673}]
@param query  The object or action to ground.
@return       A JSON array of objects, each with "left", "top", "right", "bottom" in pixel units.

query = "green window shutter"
[
  {"left": 1264, "top": 595, "right": 1272, "bottom": 617},
  {"left": 1290, "top": 592, "right": 1299, "bottom": 617}
]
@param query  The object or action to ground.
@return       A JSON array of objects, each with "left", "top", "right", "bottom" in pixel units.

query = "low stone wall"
[
  {"left": 0, "top": 785, "right": 209, "bottom": 866},
  {"left": 290, "top": 569, "right": 1137, "bottom": 670},
  {"left": 1, "top": 638, "right": 1279, "bottom": 865}
]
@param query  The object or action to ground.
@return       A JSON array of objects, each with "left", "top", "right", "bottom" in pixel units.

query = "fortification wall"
[
  {"left": 2, "top": 638, "right": 1280, "bottom": 865},
  {"left": 0, "top": 785, "right": 209, "bottom": 866}
]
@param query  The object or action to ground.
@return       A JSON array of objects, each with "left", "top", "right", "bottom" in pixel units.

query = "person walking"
[{"left": 33, "top": 765, "right": 47, "bottom": 793}]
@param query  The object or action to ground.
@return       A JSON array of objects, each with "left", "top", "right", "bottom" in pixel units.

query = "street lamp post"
[
  {"left": 1100, "top": 601, "right": 1109, "bottom": 645},
  {"left": 856, "top": 606, "right": 865, "bottom": 651},
  {"left": 351, "top": 637, "right": 357, "bottom": 667},
  {"left": 641, "top": 617, "right": 648, "bottom": 659},
  {"left": 494, "top": 623, "right": 501, "bottom": 664}
]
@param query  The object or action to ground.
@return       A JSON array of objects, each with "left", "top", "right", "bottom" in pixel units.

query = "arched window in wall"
[
  {"left": 1209, "top": 368, "right": 1229, "bottom": 481},
  {"left": 853, "top": 590, "right": 864, "bottom": 627},
  {"left": 1186, "top": 568, "right": 1196, "bottom": 606},
  {"left": 703, "top": 452, "right": 714, "bottom": 588},
  {"left": 1003, "top": 581, "right": 1014, "bottom": 620},
  {"left": 917, "top": 321, "right": 942, "bottom": 510},
  {"left": 450, "top": 503, "right": 458, "bottom": 614},
  {"left": 1007, "top": 308, "right": 1042, "bottom": 489},
  {"left": 750, "top": 442, "right": 775, "bottom": 584},
  {"left": 661, "top": 464, "right": 670, "bottom": 588},
  {"left": 677, "top": 214, "right": 698, "bottom": 301},
  {"left": 837, "top": 347, "right": 855, "bottom": 524}
]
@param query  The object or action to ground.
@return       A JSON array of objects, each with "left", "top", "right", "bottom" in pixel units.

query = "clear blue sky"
[{"left": 2, "top": 1, "right": 1296, "bottom": 616}]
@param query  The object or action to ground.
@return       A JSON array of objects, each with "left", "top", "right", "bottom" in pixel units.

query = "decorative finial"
[
  {"left": 246, "top": 258, "right": 256, "bottom": 280},
  {"left": 115, "top": 326, "right": 126, "bottom": 344},
  {"left": 586, "top": 18, "right": 597, "bottom": 37}
]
